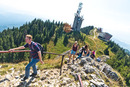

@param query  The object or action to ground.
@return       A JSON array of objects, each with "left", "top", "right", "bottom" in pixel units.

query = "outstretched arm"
[{"left": 9, "top": 46, "right": 25, "bottom": 52}]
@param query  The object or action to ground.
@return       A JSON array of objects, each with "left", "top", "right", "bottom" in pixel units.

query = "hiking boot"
[
  {"left": 30, "top": 73, "right": 37, "bottom": 77},
  {"left": 76, "top": 57, "right": 79, "bottom": 60},
  {"left": 72, "top": 60, "right": 75, "bottom": 64},
  {"left": 21, "top": 76, "right": 28, "bottom": 81}
]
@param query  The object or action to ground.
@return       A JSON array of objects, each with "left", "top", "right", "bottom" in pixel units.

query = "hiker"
[
  {"left": 86, "top": 48, "right": 92, "bottom": 57},
  {"left": 69, "top": 41, "right": 79, "bottom": 64},
  {"left": 76, "top": 44, "right": 88, "bottom": 60},
  {"left": 84, "top": 46, "right": 90, "bottom": 57},
  {"left": 9, "top": 34, "right": 44, "bottom": 81},
  {"left": 90, "top": 50, "right": 96, "bottom": 59}
]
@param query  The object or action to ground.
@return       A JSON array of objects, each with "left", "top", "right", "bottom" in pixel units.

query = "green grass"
[
  {"left": 37, "top": 57, "right": 63, "bottom": 70},
  {"left": 0, "top": 58, "right": 62, "bottom": 76},
  {"left": 42, "top": 30, "right": 116, "bottom": 61},
  {"left": 49, "top": 37, "right": 70, "bottom": 53},
  {"left": 45, "top": 34, "right": 86, "bottom": 59},
  {"left": 45, "top": 36, "right": 70, "bottom": 59},
  {"left": 0, "top": 30, "right": 126, "bottom": 86},
  {"left": 1, "top": 64, "right": 8, "bottom": 68},
  {"left": 0, "top": 71, "right": 7, "bottom": 75}
]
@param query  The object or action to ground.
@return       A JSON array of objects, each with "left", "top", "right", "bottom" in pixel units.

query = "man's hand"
[
  {"left": 40, "top": 60, "right": 44, "bottom": 64},
  {"left": 8, "top": 46, "right": 25, "bottom": 52},
  {"left": 37, "top": 51, "right": 44, "bottom": 64},
  {"left": 9, "top": 49, "right": 15, "bottom": 52}
]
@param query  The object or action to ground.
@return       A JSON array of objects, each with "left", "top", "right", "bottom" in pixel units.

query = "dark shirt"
[
  {"left": 73, "top": 45, "right": 78, "bottom": 51},
  {"left": 24, "top": 41, "right": 40, "bottom": 59},
  {"left": 80, "top": 46, "right": 86, "bottom": 54}
]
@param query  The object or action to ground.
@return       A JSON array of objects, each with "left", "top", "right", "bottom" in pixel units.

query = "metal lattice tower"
[{"left": 72, "top": 2, "right": 84, "bottom": 31}]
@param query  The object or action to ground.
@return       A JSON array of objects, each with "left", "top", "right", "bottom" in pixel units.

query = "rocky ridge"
[{"left": 0, "top": 56, "right": 124, "bottom": 87}]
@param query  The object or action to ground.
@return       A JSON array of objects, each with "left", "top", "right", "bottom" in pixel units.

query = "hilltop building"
[
  {"left": 72, "top": 2, "right": 84, "bottom": 31},
  {"left": 98, "top": 32, "right": 112, "bottom": 41}
]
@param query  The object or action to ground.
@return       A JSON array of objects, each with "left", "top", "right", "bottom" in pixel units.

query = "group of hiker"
[
  {"left": 68, "top": 41, "right": 96, "bottom": 64},
  {"left": 8, "top": 34, "right": 96, "bottom": 81}
]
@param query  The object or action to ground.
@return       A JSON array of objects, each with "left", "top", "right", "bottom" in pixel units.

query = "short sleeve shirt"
[{"left": 24, "top": 41, "right": 40, "bottom": 59}]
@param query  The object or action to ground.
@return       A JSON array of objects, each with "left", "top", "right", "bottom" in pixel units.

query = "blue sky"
[{"left": 0, "top": 0, "right": 130, "bottom": 44}]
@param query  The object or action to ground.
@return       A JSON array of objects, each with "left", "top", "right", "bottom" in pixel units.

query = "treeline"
[
  {"left": 0, "top": 19, "right": 86, "bottom": 63},
  {"left": 0, "top": 19, "right": 64, "bottom": 63},
  {"left": 106, "top": 41, "right": 130, "bottom": 86},
  {"left": 80, "top": 26, "right": 94, "bottom": 35}
]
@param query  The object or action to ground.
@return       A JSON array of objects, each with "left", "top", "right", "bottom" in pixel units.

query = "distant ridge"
[
  {"left": 0, "top": 11, "right": 37, "bottom": 32},
  {"left": 0, "top": 24, "right": 22, "bottom": 32},
  {"left": 111, "top": 37, "right": 130, "bottom": 51}
]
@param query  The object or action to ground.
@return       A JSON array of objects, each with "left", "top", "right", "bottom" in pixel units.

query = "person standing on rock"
[
  {"left": 69, "top": 41, "right": 79, "bottom": 64},
  {"left": 9, "top": 34, "right": 44, "bottom": 81}
]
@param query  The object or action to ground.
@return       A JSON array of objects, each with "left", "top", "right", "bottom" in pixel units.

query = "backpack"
[
  {"left": 31, "top": 42, "right": 45, "bottom": 56},
  {"left": 96, "top": 58, "right": 101, "bottom": 62}
]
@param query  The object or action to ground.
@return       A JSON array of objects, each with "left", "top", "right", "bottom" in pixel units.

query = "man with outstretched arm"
[{"left": 9, "top": 34, "right": 44, "bottom": 81}]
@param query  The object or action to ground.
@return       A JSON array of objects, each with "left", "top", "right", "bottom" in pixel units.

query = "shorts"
[
  {"left": 92, "top": 54, "right": 95, "bottom": 57},
  {"left": 84, "top": 51, "right": 89, "bottom": 56},
  {"left": 71, "top": 50, "right": 76, "bottom": 55}
]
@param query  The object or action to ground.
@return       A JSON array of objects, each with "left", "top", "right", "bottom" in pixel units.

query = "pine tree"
[
  {"left": 63, "top": 35, "right": 68, "bottom": 46},
  {"left": 104, "top": 47, "right": 109, "bottom": 55},
  {"left": 54, "top": 35, "right": 58, "bottom": 46}
]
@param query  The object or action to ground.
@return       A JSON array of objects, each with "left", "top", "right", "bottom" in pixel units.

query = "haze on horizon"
[{"left": 0, "top": 0, "right": 130, "bottom": 45}]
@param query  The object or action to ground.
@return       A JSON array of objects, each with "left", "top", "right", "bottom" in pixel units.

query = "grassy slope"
[
  {"left": 0, "top": 30, "right": 126, "bottom": 86},
  {"left": 0, "top": 31, "right": 117, "bottom": 72}
]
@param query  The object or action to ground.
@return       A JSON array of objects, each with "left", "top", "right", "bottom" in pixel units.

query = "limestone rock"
[
  {"left": 86, "top": 57, "right": 92, "bottom": 62},
  {"left": 5, "top": 74, "right": 12, "bottom": 81},
  {"left": 80, "top": 59, "right": 87, "bottom": 66},
  {"left": 90, "top": 79, "right": 108, "bottom": 87},
  {"left": 103, "top": 65, "right": 112, "bottom": 75},
  {"left": 9, "top": 67, "right": 14, "bottom": 71},
  {"left": 108, "top": 72, "right": 118, "bottom": 81},
  {"left": 84, "top": 66, "right": 95, "bottom": 74}
]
